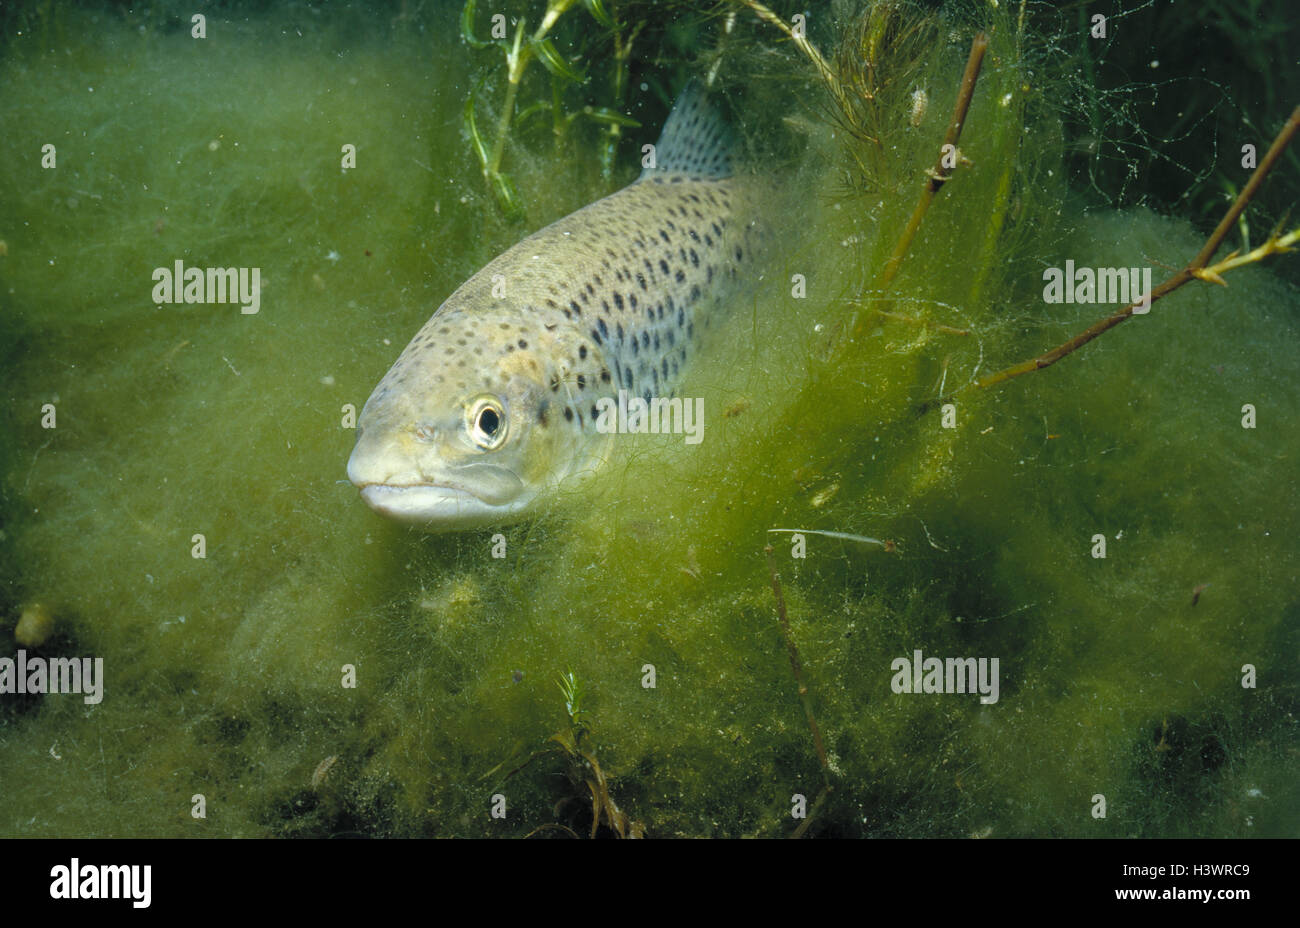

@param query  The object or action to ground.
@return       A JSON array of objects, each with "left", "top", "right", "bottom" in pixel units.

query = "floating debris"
[
  {"left": 311, "top": 754, "right": 339, "bottom": 789},
  {"left": 767, "top": 528, "right": 886, "bottom": 547},
  {"left": 15, "top": 602, "right": 55, "bottom": 647}
]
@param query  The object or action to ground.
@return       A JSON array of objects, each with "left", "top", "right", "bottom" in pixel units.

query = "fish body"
[{"left": 347, "top": 83, "right": 764, "bottom": 528}]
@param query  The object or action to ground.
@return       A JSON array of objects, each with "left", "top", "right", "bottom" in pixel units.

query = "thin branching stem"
[
  {"left": 734, "top": 0, "right": 848, "bottom": 111},
  {"left": 973, "top": 105, "right": 1300, "bottom": 391},
  {"left": 875, "top": 32, "right": 988, "bottom": 292}
]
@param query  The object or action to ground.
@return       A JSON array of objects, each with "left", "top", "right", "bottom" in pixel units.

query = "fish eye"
[{"left": 467, "top": 395, "right": 507, "bottom": 450}]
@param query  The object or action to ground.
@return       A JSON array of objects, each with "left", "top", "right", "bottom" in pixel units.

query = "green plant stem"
[{"left": 764, "top": 545, "right": 830, "bottom": 784}]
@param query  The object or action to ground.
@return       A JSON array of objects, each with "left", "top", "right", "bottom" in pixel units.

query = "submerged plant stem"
[
  {"left": 736, "top": 0, "right": 847, "bottom": 109},
  {"left": 764, "top": 545, "right": 831, "bottom": 792},
  {"left": 873, "top": 31, "right": 988, "bottom": 294},
  {"left": 974, "top": 105, "right": 1300, "bottom": 391}
]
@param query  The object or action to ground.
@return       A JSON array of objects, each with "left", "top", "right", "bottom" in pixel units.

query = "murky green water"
[{"left": 1, "top": 0, "right": 1296, "bottom": 837}]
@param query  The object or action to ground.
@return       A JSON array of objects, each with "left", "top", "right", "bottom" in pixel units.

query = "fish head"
[{"left": 347, "top": 321, "right": 586, "bottom": 529}]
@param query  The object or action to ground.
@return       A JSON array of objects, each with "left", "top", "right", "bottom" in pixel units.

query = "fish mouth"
[
  {"left": 357, "top": 483, "right": 517, "bottom": 527},
  {"left": 351, "top": 463, "right": 528, "bottom": 529}
]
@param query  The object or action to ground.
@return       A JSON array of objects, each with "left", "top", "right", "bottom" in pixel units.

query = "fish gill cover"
[{"left": 0, "top": 0, "right": 1296, "bottom": 838}]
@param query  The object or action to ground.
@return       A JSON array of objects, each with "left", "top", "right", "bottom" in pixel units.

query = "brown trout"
[{"left": 347, "top": 82, "right": 764, "bottom": 528}]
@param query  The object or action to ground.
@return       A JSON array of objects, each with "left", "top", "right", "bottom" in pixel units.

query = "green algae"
[{"left": 1, "top": 0, "right": 1297, "bottom": 838}]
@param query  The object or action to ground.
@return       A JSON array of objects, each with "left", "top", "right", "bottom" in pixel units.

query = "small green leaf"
[
  {"left": 579, "top": 106, "right": 641, "bottom": 128},
  {"left": 514, "top": 99, "right": 553, "bottom": 129},
  {"left": 583, "top": 0, "right": 619, "bottom": 29},
  {"left": 460, "top": 0, "right": 494, "bottom": 49},
  {"left": 531, "top": 37, "right": 585, "bottom": 84},
  {"left": 463, "top": 86, "right": 490, "bottom": 170},
  {"left": 491, "top": 172, "right": 526, "bottom": 222}
]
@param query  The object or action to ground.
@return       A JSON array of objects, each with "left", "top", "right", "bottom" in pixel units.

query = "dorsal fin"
[{"left": 640, "top": 80, "right": 737, "bottom": 180}]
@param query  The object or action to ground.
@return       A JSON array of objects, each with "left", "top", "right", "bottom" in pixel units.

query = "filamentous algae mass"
[{"left": 0, "top": 0, "right": 1296, "bottom": 843}]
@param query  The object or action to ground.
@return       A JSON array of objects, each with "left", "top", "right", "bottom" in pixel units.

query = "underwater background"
[{"left": 0, "top": 0, "right": 1297, "bottom": 837}]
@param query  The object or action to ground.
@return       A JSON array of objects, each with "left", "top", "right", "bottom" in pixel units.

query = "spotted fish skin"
[{"left": 347, "top": 83, "right": 765, "bottom": 528}]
